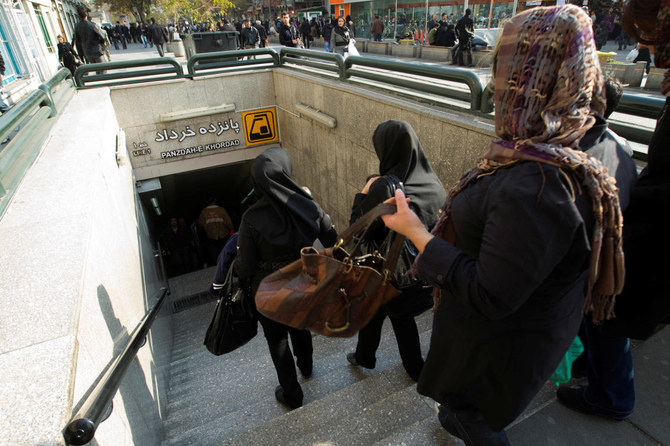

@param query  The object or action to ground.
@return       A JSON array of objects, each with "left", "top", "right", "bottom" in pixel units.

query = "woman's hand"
[
  {"left": 361, "top": 175, "right": 380, "bottom": 194},
  {"left": 382, "top": 189, "right": 434, "bottom": 253}
]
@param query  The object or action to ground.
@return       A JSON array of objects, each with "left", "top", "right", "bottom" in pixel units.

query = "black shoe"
[
  {"left": 346, "top": 352, "right": 375, "bottom": 369},
  {"left": 274, "top": 385, "right": 302, "bottom": 410},
  {"left": 297, "top": 361, "right": 313, "bottom": 379},
  {"left": 556, "top": 386, "right": 631, "bottom": 421}
]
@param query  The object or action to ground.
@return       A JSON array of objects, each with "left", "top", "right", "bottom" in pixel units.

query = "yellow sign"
[{"left": 241, "top": 107, "right": 279, "bottom": 146}]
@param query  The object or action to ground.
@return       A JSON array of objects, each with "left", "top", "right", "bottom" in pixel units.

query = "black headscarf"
[
  {"left": 244, "top": 147, "right": 321, "bottom": 247},
  {"left": 373, "top": 120, "right": 447, "bottom": 228}
]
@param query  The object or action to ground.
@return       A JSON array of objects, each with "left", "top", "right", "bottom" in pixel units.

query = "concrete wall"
[
  {"left": 0, "top": 88, "right": 171, "bottom": 445},
  {"left": 272, "top": 69, "right": 495, "bottom": 231}
]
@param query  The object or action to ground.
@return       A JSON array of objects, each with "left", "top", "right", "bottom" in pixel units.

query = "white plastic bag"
[
  {"left": 626, "top": 48, "right": 639, "bottom": 63},
  {"left": 347, "top": 39, "right": 360, "bottom": 57}
]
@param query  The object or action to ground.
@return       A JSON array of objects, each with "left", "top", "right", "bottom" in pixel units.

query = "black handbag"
[{"left": 204, "top": 259, "right": 257, "bottom": 355}]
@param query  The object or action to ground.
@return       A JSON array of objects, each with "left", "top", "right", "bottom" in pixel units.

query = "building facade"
[
  {"left": 0, "top": 0, "right": 83, "bottom": 106},
  {"left": 326, "top": 0, "right": 579, "bottom": 39}
]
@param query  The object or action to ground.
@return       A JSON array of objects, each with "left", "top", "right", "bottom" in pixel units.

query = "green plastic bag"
[{"left": 549, "top": 336, "right": 584, "bottom": 386}]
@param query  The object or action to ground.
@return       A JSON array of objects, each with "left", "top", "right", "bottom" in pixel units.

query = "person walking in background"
[
  {"left": 113, "top": 22, "right": 127, "bottom": 49},
  {"left": 254, "top": 20, "right": 268, "bottom": 48},
  {"left": 346, "top": 120, "right": 446, "bottom": 382},
  {"left": 235, "top": 147, "right": 337, "bottom": 410},
  {"left": 301, "top": 18, "right": 312, "bottom": 49},
  {"left": 330, "top": 16, "right": 352, "bottom": 56},
  {"left": 57, "top": 35, "right": 79, "bottom": 75},
  {"left": 455, "top": 8, "right": 474, "bottom": 67},
  {"left": 379, "top": 5, "right": 629, "bottom": 443},
  {"left": 148, "top": 18, "right": 168, "bottom": 57},
  {"left": 322, "top": 17, "right": 333, "bottom": 52},
  {"left": 278, "top": 13, "right": 302, "bottom": 48},
  {"left": 0, "top": 50, "right": 10, "bottom": 113},
  {"left": 371, "top": 15, "right": 384, "bottom": 42},
  {"left": 72, "top": 5, "right": 107, "bottom": 74},
  {"left": 139, "top": 22, "right": 149, "bottom": 48}
]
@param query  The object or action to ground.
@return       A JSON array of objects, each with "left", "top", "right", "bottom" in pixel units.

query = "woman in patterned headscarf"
[{"left": 380, "top": 5, "right": 630, "bottom": 444}]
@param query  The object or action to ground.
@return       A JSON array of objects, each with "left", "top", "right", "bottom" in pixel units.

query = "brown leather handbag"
[{"left": 255, "top": 203, "right": 404, "bottom": 337}]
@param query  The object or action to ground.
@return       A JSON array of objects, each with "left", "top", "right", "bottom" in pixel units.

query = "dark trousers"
[
  {"left": 438, "top": 405, "right": 510, "bottom": 446},
  {"left": 354, "top": 305, "right": 424, "bottom": 380},
  {"left": 156, "top": 42, "right": 165, "bottom": 57},
  {"left": 457, "top": 40, "right": 473, "bottom": 66},
  {"left": 580, "top": 318, "right": 635, "bottom": 417},
  {"left": 258, "top": 312, "right": 312, "bottom": 407},
  {"left": 373, "top": 33, "right": 383, "bottom": 42}
]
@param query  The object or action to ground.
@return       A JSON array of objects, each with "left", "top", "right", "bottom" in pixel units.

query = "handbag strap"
[
  {"left": 335, "top": 202, "right": 406, "bottom": 286},
  {"left": 222, "top": 258, "right": 238, "bottom": 299}
]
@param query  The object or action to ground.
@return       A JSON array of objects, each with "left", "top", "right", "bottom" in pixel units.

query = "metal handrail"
[
  {"left": 62, "top": 287, "right": 169, "bottom": 445},
  {"left": 74, "top": 57, "right": 184, "bottom": 88},
  {"left": 278, "top": 47, "right": 346, "bottom": 78},
  {"left": 343, "top": 55, "right": 485, "bottom": 111},
  {"left": 38, "top": 68, "right": 74, "bottom": 117},
  {"left": 618, "top": 93, "right": 665, "bottom": 120},
  {"left": 187, "top": 48, "right": 280, "bottom": 76}
]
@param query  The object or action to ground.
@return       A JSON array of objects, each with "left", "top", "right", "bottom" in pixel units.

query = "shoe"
[
  {"left": 346, "top": 352, "right": 375, "bottom": 369},
  {"left": 556, "top": 386, "right": 631, "bottom": 421},
  {"left": 297, "top": 361, "right": 312, "bottom": 378},
  {"left": 274, "top": 385, "right": 302, "bottom": 410}
]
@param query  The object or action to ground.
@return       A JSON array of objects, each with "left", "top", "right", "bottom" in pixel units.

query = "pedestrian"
[
  {"left": 113, "top": 21, "right": 127, "bottom": 49},
  {"left": 322, "top": 17, "right": 333, "bottom": 52},
  {"left": 0, "top": 50, "right": 10, "bottom": 113},
  {"left": 241, "top": 19, "right": 259, "bottom": 59},
  {"left": 148, "top": 18, "right": 168, "bottom": 57},
  {"left": 57, "top": 35, "right": 80, "bottom": 75},
  {"left": 235, "top": 147, "right": 337, "bottom": 410},
  {"left": 371, "top": 15, "right": 384, "bottom": 42},
  {"left": 254, "top": 20, "right": 268, "bottom": 48},
  {"left": 346, "top": 120, "right": 446, "bottom": 382},
  {"left": 278, "top": 12, "right": 302, "bottom": 48},
  {"left": 301, "top": 18, "right": 312, "bottom": 49},
  {"left": 330, "top": 16, "right": 352, "bottom": 56},
  {"left": 455, "top": 8, "right": 474, "bottom": 67},
  {"left": 72, "top": 5, "right": 107, "bottom": 74},
  {"left": 380, "top": 5, "right": 628, "bottom": 443}
]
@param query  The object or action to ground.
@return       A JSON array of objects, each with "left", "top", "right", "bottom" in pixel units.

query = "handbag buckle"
[
  {"left": 342, "top": 257, "right": 354, "bottom": 274},
  {"left": 382, "top": 269, "right": 390, "bottom": 286},
  {"left": 334, "top": 238, "right": 345, "bottom": 250}
]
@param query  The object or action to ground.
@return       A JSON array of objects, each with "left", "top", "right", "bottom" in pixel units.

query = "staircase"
[
  {"left": 160, "top": 270, "right": 668, "bottom": 446},
  {"left": 162, "top": 297, "right": 459, "bottom": 445}
]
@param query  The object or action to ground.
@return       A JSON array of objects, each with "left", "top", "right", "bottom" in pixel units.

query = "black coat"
[
  {"left": 73, "top": 19, "right": 106, "bottom": 59},
  {"left": 415, "top": 135, "right": 636, "bottom": 431}
]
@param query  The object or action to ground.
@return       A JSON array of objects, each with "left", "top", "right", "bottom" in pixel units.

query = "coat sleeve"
[
  {"left": 234, "top": 220, "right": 257, "bottom": 281},
  {"left": 416, "top": 166, "right": 587, "bottom": 319}
]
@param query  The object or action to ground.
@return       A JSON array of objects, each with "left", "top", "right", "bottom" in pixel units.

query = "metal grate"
[{"left": 171, "top": 291, "right": 216, "bottom": 313}]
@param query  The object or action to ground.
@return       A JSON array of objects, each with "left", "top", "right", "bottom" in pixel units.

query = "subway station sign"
[{"left": 127, "top": 107, "right": 279, "bottom": 168}]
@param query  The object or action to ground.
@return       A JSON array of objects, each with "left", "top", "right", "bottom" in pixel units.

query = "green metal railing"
[
  {"left": 0, "top": 67, "right": 75, "bottom": 218},
  {"left": 74, "top": 57, "right": 184, "bottom": 88},
  {"left": 279, "top": 47, "right": 346, "bottom": 78},
  {"left": 1, "top": 50, "right": 662, "bottom": 221},
  {"left": 187, "top": 48, "right": 280, "bottom": 76},
  {"left": 344, "top": 55, "right": 484, "bottom": 111}
]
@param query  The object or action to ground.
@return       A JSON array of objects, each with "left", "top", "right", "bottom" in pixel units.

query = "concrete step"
[{"left": 162, "top": 301, "right": 437, "bottom": 445}]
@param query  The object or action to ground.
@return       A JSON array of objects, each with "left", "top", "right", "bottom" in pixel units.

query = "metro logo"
[{"left": 241, "top": 108, "right": 279, "bottom": 146}]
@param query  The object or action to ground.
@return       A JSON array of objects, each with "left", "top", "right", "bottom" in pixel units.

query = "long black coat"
[{"left": 415, "top": 135, "right": 636, "bottom": 431}]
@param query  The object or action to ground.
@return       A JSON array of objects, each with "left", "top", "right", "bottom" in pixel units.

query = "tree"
[
  {"left": 94, "top": 0, "right": 152, "bottom": 23},
  {"left": 155, "top": 0, "right": 236, "bottom": 24}
]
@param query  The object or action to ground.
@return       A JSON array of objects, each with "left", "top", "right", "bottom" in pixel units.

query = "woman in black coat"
[
  {"left": 235, "top": 147, "right": 337, "bottom": 409},
  {"left": 346, "top": 120, "right": 446, "bottom": 381},
  {"left": 380, "top": 5, "right": 628, "bottom": 443},
  {"left": 57, "top": 35, "right": 79, "bottom": 75}
]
